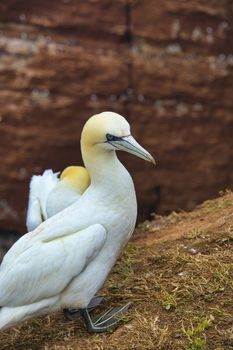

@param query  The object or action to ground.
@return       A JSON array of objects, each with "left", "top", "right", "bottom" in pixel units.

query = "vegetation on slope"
[{"left": 0, "top": 191, "right": 232, "bottom": 350}]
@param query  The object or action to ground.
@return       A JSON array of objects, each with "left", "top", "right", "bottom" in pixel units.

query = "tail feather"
[{"left": 26, "top": 169, "right": 59, "bottom": 231}]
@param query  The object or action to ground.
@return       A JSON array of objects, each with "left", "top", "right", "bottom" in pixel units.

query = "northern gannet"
[
  {"left": 0, "top": 111, "right": 155, "bottom": 333},
  {"left": 26, "top": 166, "right": 90, "bottom": 231}
]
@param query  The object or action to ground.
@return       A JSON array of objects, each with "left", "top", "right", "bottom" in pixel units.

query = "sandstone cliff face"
[{"left": 0, "top": 0, "right": 232, "bottom": 232}]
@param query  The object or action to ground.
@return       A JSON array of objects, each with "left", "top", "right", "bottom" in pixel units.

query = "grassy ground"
[{"left": 0, "top": 191, "right": 232, "bottom": 350}]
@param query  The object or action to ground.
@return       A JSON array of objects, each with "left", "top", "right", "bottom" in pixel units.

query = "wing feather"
[
  {"left": 26, "top": 170, "right": 59, "bottom": 231},
  {"left": 0, "top": 224, "right": 106, "bottom": 307}
]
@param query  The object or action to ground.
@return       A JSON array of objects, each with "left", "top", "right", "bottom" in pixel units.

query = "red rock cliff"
[{"left": 0, "top": 0, "right": 232, "bottom": 232}]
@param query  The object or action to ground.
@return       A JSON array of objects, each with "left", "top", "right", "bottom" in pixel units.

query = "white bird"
[
  {"left": 26, "top": 166, "right": 90, "bottom": 231},
  {"left": 0, "top": 111, "right": 155, "bottom": 332}
]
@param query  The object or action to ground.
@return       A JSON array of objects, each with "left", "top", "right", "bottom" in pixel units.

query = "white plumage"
[
  {"left": 26, "top": 169, "right": 59, "bottom": 231},
  {"left": 26, "top": 166, "right": 90, "bottom": 231},
  {"left": 0, "top": 111, "right": 155, "bottom": 331}
]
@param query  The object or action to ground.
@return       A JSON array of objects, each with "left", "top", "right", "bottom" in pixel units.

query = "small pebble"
[
  {"left": 187, "top": 247, "right": 198, "bottom": 254},
  {"left": 177, "top": 271, "right": 188, "bottom": 277}
]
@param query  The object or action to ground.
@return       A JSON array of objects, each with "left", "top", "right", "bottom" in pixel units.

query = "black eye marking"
[{"left": 106, "top": 134, "right": 123, "bottom": 142}]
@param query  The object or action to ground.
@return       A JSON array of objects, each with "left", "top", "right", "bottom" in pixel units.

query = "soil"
[
  {"left": 0, "top": 190, "right": 232, "bottom": 349},
  {"left": 0, "top": 1, "right": 233, "bottom": 231}
]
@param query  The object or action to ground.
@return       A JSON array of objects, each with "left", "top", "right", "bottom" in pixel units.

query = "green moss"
[{"left": 182, "top": 316, "right": 211, "bottom": 350}]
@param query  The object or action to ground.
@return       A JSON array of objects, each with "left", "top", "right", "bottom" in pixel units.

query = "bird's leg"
[
  {"left": 81, "top": 302, "right": 132, "bottom": 333},
  {"left": 63, "top": 295, "right": 105, "bottom": 320}
]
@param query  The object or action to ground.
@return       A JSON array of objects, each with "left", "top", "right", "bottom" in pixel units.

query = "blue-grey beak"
[{"left": 109, "top": 135, "right": 156, "bottom": 165}]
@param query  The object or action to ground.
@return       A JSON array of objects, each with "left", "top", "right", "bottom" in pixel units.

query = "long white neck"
[{"left": 81, "top": 144, "right": 129, "bottom": 188}]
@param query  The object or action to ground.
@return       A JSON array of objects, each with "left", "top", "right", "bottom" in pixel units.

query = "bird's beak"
[{"left": 109, "top": 135, "right": 156, "bottom": 165}]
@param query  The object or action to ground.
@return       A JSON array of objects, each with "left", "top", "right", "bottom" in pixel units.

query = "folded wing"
[{"left": 0, "top": 224, "right": 106, "bottom": 307}]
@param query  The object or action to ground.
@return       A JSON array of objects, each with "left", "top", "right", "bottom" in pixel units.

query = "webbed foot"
[{"left": 81, "top": 302, "right": 132, "bottom": 333}]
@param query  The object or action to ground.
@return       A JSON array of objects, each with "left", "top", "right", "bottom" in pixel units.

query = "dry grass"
[{"left": 0, "top": 191, "right": 233, "bottom": 350}]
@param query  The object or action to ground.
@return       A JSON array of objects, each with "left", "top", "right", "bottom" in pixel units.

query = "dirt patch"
[{"left": 0, "top": 191, "right": 232, "bottom": 349}]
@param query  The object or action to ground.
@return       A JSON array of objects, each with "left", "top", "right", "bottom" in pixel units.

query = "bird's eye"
[{"left": 106, "top": 134, "right": 122, "bottom": 142}]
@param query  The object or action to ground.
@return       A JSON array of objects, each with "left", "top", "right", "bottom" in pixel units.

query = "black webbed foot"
[{"left": 81, "top": 302, "right": 132, "bottom": 333}]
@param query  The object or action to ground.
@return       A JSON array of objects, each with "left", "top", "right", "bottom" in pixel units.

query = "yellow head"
[
  {"left": 60, "top": 166, "right": 90, "bottom": 193},
  {"left": 81, "top": 111, "right": 155, "bottom": 164},
  {"left": 81, "top": 111, "right": 130, "bottom": 148}
]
